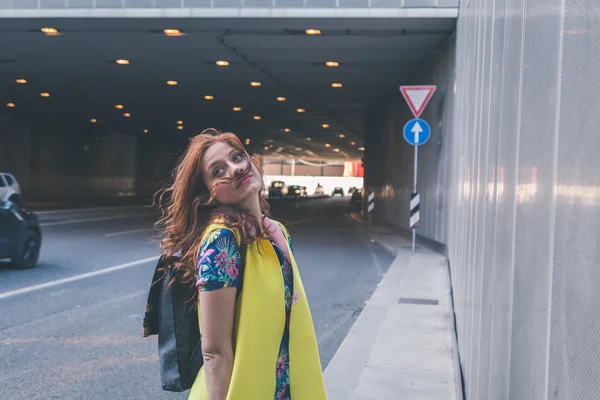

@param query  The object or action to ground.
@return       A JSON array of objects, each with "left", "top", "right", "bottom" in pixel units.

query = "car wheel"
[{"left": 11, "top": 230, "right": 41, "bottom": 269}]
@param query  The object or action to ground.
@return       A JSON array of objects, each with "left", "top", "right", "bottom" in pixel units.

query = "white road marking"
[
  {"left": 40, "top": 213, "right": 150, "bottom": 227},
  {"left": 34, "top": 205, "right": 147, "bottom": 215},
  {"left": 285, "top": 217, "right": 319, "bottom": 227},
  {"left": 104, "top": 228, "right": 150, "bottom": 237},
  {"left": 0, "top": 256, "right": 160, "bottom": 300}
]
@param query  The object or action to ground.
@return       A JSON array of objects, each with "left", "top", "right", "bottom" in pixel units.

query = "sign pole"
[
  {"left": 400, "top": 85, "right": 436, "bottom": 255},
  {"left": 412, "top": 145, "right": 418, "bottom": 253}
]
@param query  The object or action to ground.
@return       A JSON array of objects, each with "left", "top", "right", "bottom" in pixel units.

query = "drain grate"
[{"left": 398, "top": 298, "right": 439, "bottom": 306}]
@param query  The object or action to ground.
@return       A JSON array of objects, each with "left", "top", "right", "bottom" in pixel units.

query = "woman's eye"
[
  {"left": 213, "top": 167, "right": 224, "bottom": 177},
  {"left": 233, "top": 153, "right": 243, "bottom": 162}
]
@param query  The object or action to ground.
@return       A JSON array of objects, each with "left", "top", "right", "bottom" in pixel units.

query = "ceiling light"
[
  {"left": 245, "top": 139, "right": 251, "bottom": 145},
  {"left": 164, "top": 29, "right": 184, "bottom": 37},
  {"left": 250, "top": 81, "right": 262, "bottom": 87},
  {"left": 41, "top": 27, "right": 59, "bottom": 35},
  {"left": 115, "top": 104, "right": 124, "bottom": 109},
  {"left": 338, "top": 134, "right": 345, "bottom": 138},
  {"left": 351, "top": 141, "right": 356, "bottom": 145},
  {"left": 204, "top": 95, "right": 214, "bottom": 100},
  {"left": 40, "top": 92, "right": 50, "bottom": 97},
  {"left": 177, "top": 126, "right": 184, "bottom": 130},
  {"left": 116, "top": 59, "right": 130, "bottom": 65},
  {"left": 233, "top": 107, "right": 241, "bottom": 112},
  {"left": 123, "top": 112, "right": 131, "bottom": 118},
  {"left": 284, "top": 128, "right": 291, "bottom": 133},
  {"left": 305, "top": 29, "right": 321, "bottom": 35},
  {"left": 264, "top": 146, "right": 269, "bottom": 150},
  {"left": 331, "top": 82, "right": 343, "bottom": 88},
  {"left": 306, "top": 137, "right": 312, "bottom": 141},
  {"left": 216, "top": 60, "right": 229, "bottom": 66},
  {"left": 143, "top": 129, "right": 149, "bottom": 134},
  {"left": 16, "top": 78, "right": 27, "bottom": 84},
  {"left": 325, "top": 61, "right": 339, "bottom": 67},
  {"left": 6, "top": 103, "right": 15, "bottom": 108},
  {"left": 295, "top": 147, "right": 303, "bottom": 151},
  {"left": 297, "top": 108, "right": 305, "bottom": 113},
  {"left": 90, "top": 118, "right": 97, "bottom": 123},
  {"left": 253, "top": 116, "right": 261, "bottom": 120},
  {"left": 333, "top": 148, "right": 340, "bottom": 152},
  {"left": 167, "top": 80, "right": 178, "bottom": 86},
  {"left": 358, "top": 146, "right": 365, "bottom": 151},
  {"left": 177, "top": 120, "right": 183, "bottom": 124},
  {"left": 322, "top": 124, "right": 329, "bottom": 128},
  {"left": 325, "top": 143, "right": 331, "bottom": 148},
  {"left": 277, "top": 97, "right": 286, "bottom": 102}
]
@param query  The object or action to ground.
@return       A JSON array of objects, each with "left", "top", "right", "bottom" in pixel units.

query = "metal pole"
[{"left": 412, "top": 145, "right": 418, "bottom": 253}]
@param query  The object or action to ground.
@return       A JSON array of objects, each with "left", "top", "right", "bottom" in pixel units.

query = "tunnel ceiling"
[{"left": 0, "top": 16, "right": 455, "bottom": 159}]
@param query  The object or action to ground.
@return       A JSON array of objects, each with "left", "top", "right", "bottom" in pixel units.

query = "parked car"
[
  {"left": 351, "top": 189, "right": 363, "bottom": 205},
  {"left": 332, "top": 187, "right": 345, "bottom": 197},
  {"left": 0, "top": 172, "right": 22, "bottom": 207},
  {"left": 268, "top": 181, "right": 288, "bottom": 199},
  {"left": 286, "top": 185, "right": 308, "bottom": 198},
  {"left": 0, "top": 199, "right": 41, "bottom": 269}
]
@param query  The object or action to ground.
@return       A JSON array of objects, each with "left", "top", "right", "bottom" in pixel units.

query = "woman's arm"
[
  {"left": 196, "top": 228, "right": 242, "bottom": 400},
  {"left": 199, "top": 287, "right": 237, "bottom": 400}
]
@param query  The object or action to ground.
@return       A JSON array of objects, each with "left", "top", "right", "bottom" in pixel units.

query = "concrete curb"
[{"left": 323, "top": 242, "right": 412, "bottom": 400}]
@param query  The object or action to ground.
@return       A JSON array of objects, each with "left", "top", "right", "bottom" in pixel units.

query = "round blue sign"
[{"left": 403, "top": 118, "right": 431, "bottom": 146}]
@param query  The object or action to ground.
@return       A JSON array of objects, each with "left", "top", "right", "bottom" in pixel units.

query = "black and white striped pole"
[
  {"left": 400, "top": 85, "right": 436, "bottom": 253},
  {"left": 367, "top": 190, "right": 375, "bottom": 228},
  {"left": 410, "top": 192, "right": 420, "bottom": 252}
]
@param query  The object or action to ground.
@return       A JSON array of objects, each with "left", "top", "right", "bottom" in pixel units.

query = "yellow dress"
[{"left": 188, "top": 221, "right": 327, "bottom": 400}]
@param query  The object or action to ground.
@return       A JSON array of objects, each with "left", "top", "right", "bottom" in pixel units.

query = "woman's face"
[{"left": 201, "top": 141, "right": 263, "bottom": 207}]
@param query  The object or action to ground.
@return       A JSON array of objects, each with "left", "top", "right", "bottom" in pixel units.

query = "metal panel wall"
[
  {"left": 0, "top": 0, "right": 459, "bottom": 8},
  {"left": 366, "top": 0, "right": 600, "bottom": 398}
]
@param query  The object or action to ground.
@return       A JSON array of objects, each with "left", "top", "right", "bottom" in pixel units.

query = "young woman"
[{"left": 156, "top": 129, "right": 327, "bottom": 400}]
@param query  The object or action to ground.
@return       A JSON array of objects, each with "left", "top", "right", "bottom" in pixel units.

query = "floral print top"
[{"left": 196, "top": 228, "right": 295, "bottom": 400}]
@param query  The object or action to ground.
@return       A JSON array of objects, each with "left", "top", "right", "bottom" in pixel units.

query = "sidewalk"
[{"left": 324, "top": 215, "right": 460, "bottom": 400}]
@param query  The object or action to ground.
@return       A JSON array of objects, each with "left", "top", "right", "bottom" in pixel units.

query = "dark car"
[
  {"left": 0, "top": 199, "right": 41, "bottom": 269},
  {"left": 268, "top": 181, "right": 288, "bottom": 199},
  {"left": 287, "top": 185, "right": 308, "bottom": 198},
  {"left": 332, "top": 187, "right": 345, "bottom": 197},
  {"left": 351, "top": 189, "right": 363, "bottom": 204}
]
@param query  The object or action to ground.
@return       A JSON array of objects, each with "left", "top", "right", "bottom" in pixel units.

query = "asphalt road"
[{"left": 0, "top": 197, "right": 394, "bottom": 400}]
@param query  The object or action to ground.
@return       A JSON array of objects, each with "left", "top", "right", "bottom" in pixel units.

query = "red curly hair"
[{"left": 154, "top": 128, "right": 270, "bottom": 292}]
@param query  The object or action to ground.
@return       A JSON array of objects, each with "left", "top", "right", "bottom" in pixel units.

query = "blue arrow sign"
[{"left": 403, "top": 118, "right": 431, "bottom": 146}]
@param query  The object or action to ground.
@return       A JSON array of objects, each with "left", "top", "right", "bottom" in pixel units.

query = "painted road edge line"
[
  {"left": 0, "top": 256, "right": 160, "bottom": 300},
  {"left": 40, "top": 213, "right": 151, "bottom": 227},
  {"left": 34, "top": 205, "right": 147, "bottom": 215},
  {"left": 104, "top": 228, "right": 151, "bottom": 237}
]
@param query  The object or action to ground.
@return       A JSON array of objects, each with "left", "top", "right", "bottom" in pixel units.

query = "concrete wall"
[
  {"left": 263, "top": 160, "right": 345, "bottom": 177},
  {"left": 367, "top": 1, "right": 600, "bottom": 399},
  {"left": 0, "top": 114, "right": 139, "bottom": 200},
  {"left": 0, "top": 116, "right": 32, "bottom": 193}
]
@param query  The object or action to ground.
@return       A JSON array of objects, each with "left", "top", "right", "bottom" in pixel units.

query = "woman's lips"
[{"left": 237, "top": 174, "right": 252, "bottom": 187}]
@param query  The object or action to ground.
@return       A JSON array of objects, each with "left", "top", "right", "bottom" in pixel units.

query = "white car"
[{"left": 0, "top": 173, "right": 22, "bottom": 207}]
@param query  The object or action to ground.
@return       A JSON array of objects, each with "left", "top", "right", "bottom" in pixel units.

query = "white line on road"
[
  {"left": 285, "top": 217, "right": 320, "bottom": 227},
  {"left": 0, "top": 256, "right": 160, "bottom": 300},
  {"left": 104, "top": 228, "right": 151, "bottom": 237},
  {"left": 40, "top": 213, "right": 151, "bottom": 227},
  {"left": 34, "top": 205, "right": 147, "bottom": 215}
]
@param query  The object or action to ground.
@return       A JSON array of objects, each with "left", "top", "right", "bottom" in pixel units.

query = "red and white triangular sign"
[{"left": 400, "top": 85, "right": 437, "bottom": 118}]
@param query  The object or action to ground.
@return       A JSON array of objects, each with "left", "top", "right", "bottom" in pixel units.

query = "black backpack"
[
  {"left": 142, "top": 254, "right": 203, "bottom": 392},
  {"left": 143, "top": 245, "right": 246, "bottom": 392}
]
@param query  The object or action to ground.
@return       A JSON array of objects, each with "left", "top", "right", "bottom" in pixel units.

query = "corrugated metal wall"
[
  {"left": 366, "top": 0, "right": 600, "bottom": 399},
  {"left": 0, "top": 0, "right": 458, "bottom": 9}
]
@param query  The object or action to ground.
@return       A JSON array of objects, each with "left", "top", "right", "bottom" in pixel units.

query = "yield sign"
[{"left": 400, "top": 85, "right": 437, "bottom": 118}]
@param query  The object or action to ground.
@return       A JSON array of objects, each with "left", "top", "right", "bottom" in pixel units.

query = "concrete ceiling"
[{"left": 0, "top": 16, "right": 455, "bottom": 159}]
